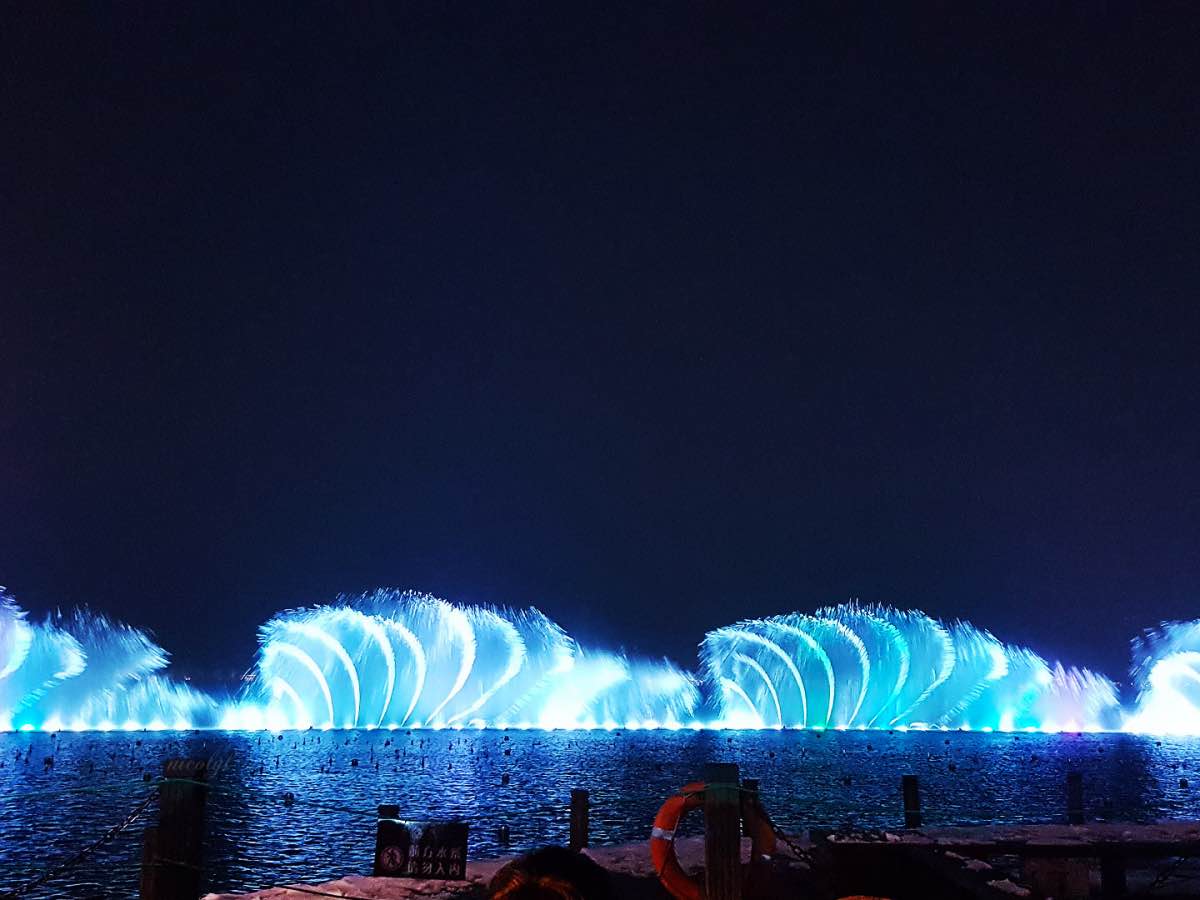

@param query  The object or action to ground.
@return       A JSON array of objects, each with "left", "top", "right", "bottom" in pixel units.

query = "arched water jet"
[
  {"left": 704, "top": 603, "right": 1119, "bottom": 732},
  {"left": 246, "top": 590, "right": 698, "bottom": 731},
  {"left": 0, "top": 587, "right": 1137, "bottom": 733}
]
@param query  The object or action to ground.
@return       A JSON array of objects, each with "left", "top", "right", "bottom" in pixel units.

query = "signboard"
[{"left": 374, "top": 809, "right": 468, "bottom": 881}]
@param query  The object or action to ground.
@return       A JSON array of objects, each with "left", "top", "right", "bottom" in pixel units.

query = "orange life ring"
[
  {"left": 649, "top": 781, "right": 778, "bottom": 900},
  {"left": 650, "top": 780, "right": 706, "bottom": 900}
]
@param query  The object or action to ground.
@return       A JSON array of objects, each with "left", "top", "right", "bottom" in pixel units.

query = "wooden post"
[
  {"left": 741, "top": 777, "right": 774, "bottom": 897},
  {"left": 742, "top": 778, "right": 771, "bottom": 858},
  {"left": 569, "top": 789, "right": 589, "bottom": 850},
  {"left": 704, "top": 762, "right": 742, "bottom": 900},
  {"left": 141, "top": 759, "right": 208, "bottom": 900},
  {"left": 902, "top": 774, "right": 921, "bottom": 828},
  {"left": 1067, "top": 772, "right": 1084, "bottom": 825},
  {"left": 138, "top": 827, "right": 160, "bottom": 899}
]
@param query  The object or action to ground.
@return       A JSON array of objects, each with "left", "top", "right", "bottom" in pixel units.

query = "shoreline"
[
  {"left": 202, "top": 822, "right": 1200, "bottom": 899},
  {"left": 201, "top": 835, "right": 727, "bottom": 899}
]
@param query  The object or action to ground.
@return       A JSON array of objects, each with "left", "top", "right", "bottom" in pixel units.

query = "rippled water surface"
[{"left": 3, "top": 730, "right": 1200, "bottom": 897}]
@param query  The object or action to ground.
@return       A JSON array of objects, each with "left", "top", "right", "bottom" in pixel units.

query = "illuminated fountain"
[
  {"left": 0, "top": 591, "right": 216, "bottom": 732},
  {"left": 226, "top": 589, "right": 701, "bottom": 731},
  {"left": 702, "top": 603, "right": 1121, "bottom": 732},
  {"left": 1126, "top": 621, "right": 1200, "bottom": 735},
  {"left": 0, "top": 585, "right": 1184, "bottom": 734}
]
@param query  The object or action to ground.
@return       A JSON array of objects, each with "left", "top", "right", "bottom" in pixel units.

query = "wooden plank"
[{"left": 704, "top": 762, "right": 742, "bottom": 900}]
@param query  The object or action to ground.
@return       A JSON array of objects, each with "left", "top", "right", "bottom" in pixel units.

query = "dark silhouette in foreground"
[{"left": 488, "top": 846, "right": 610, "bottom": 899}]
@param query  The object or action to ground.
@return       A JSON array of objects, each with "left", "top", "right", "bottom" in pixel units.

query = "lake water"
[{"left": 2, "top": 729, "right": 1200, "bottom": 898}]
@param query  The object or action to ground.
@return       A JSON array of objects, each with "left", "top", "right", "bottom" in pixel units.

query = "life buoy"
[
  {"left": 650, "top": 780, "right": 706, "bottom": 900},
  {"left": 649, "top": 781, "right": 779, "bottom": 900}
]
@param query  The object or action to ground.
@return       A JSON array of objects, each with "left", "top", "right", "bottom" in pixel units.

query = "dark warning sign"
[{"left": 374, "top": 807, "right": 468, "bottom": 881}]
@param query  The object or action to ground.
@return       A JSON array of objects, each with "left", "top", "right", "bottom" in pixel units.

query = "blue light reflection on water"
[{"left": 3, "top": 730, "right": 1200, "bottom": 898}]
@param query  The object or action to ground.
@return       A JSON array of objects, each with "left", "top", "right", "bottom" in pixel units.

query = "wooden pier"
[
  {"left": 819, "top": 822, "right": 1200, "bottom": 899},
  {"left": 140, "top": 758, "right": 1200, "bottom": 900}
]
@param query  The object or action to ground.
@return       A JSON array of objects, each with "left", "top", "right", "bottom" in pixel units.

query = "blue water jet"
[
  {"left": 0, "top": 586, "right": 1190, "bottom": 733},
  {"left": 227, "top": 590, "right": 701, "bottom": 731},
  {"left": 0, "top": 591, "right": 216, "bottom": 731},
  {"left": 701, "top": 603, "right": 1122, "bottom": 732}
]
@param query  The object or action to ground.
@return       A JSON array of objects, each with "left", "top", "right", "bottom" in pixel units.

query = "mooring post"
[
  {"left": 141, "top": 758, "right": 208, "bottom": 900},
  {"left": 741, "top": 778, "right": 770, "bottom": 857},
  {"left": 1067, "top": 772, "right": 1084, "bottom": 825},
  {"left": 902, "top": 774, "right": 921, "bottom": 828},
  {"left": 138, "top": 827, "right": 160, "bottom": 899},
  {"left": 569, "top": 789, "right": 589, "bottom": 850},
  {"left": 741, "top": 776, "right": 774, "bottom": 897},
  {"left": 704, "top": 762, "right": 742, "bottom": 900}
]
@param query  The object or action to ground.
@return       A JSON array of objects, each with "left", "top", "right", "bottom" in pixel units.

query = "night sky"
[{"left": 3, "top": 5, "right": 1198, "bottom": 686}]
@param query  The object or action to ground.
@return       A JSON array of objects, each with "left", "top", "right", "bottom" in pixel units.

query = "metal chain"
[
  {"left": 743, "top": 789, "right": 893, "bottom": 863},
  {"left": 665, "top": 784, "right": 820, "bottom": 864},
  {"left": 1146, "top": 853, "right": 1197, "bottom": 893},
  {"left": 0, "top": 789, "right": 159, "bottom": 899},
  {"left": 751, "top": 803, "right": 815, "bottom": 864},
  {"left": 769, "top": 822, "right": 813, "bottom": 863}
]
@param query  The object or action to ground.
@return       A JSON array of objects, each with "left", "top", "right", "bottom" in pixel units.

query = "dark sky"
[{"left": 2, "top": 5, "right": 1198, "bottom": 687}]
